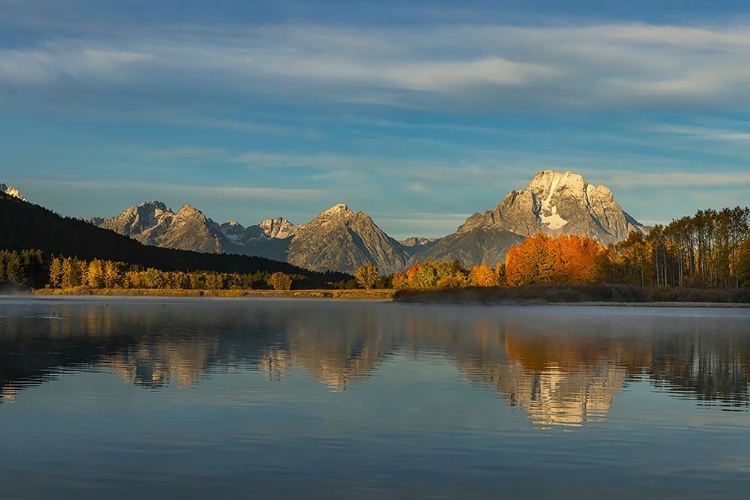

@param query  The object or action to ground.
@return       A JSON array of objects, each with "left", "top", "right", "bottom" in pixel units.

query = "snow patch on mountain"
[{"left": 539, "top": 175, "right": 568, "bottom": 230}]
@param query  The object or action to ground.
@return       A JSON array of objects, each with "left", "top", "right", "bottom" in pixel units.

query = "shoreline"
[
  {"left": 28, "top": 288, "right": 396, "bottom": 300},
  {"left": 0, "top": 285, "right": 744, "bottom": 308}
]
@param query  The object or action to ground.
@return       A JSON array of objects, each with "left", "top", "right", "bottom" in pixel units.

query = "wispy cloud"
[
  {"left": 4, "top": 21, "right": 750, "bottom": 111},
  {"left": 171, "top": 117, "right": 325, "bottom": 139},
  {"left": 597, "top": 170, "right": 750, "bottom": 189},
  {"left": 29, "top": 178, "right": 324, "bottom": 201},
  {"left": 230, "top": 150, "right": 529, "bottom": 189},
  {"left": 651, "top": 124, "right": 750, "bottom": 142},
  {"left": 118, "top": 146, "right": 230, "bottom": 161}
]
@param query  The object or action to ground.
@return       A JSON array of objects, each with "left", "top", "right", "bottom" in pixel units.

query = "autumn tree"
[
  {"left": 505, "top": 234, "right": 554, "bottom": 286},
  {"left": 392, "top": 272, "right": 408, "bottom": 290},
  {"left": 505, "top": 234, "right": 606, "bottom": 286},
  {"left": 268, "top": 272, "right": 293, "bottom": 290},
  {"left": 87, "top": 259, "right": 104, "bottom": 288},
  {"left": 355, "top": 264, "right": 379, "bottom": 289},
  {"left": 468, "top": 263, "right": 498, "bottom": 287},
  {"left": 49, "top": 257, "right": 63, "bottom": 288}
]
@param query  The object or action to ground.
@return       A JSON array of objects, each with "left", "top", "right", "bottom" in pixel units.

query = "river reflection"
[{"left": 1, "top": 298, "right": 748, "bottom": 428}]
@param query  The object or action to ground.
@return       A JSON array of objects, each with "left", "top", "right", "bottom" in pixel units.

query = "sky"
[{"left": 1, "top": 0, "right": 750, "bottom": 239}]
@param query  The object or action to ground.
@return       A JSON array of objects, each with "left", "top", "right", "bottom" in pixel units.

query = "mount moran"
[{"left": 90, "top": 171, "right": 647, "bottom": 274}]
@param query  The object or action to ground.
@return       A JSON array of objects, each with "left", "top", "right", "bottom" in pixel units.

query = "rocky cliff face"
[
  {"left": 92, "top": 201, "right": 232, "bottom": 254},
  {"left": 286, "top": 204, "right": 410, "bottom": 275},
  {"left": 477, "top": 170, "right": 647, "bottom": 243},
  {"left": 217, "top": 218, "right": 296, "bottom": 262}
]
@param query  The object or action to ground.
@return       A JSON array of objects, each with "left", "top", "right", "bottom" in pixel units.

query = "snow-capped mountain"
[
  {"left": 412, "top": 170, "right": 647, "bottom": 266},
  {"left": 0, "top": 183, "right": 25, "bottom": 201},
  {"left": 482, "top": 170, "right": 647, "bottom": 243}
]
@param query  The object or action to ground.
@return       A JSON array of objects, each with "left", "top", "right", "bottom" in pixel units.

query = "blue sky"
[{"left": 2, "top": 0, "right": 750, "bottom": 239}]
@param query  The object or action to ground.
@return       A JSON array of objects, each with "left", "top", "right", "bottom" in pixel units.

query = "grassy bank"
[
  {"left": 393, "top": 284, "right": 750, "bottom": 305},
  {"left": 32, "top": 287, "right": 396, "bottom": 300}
]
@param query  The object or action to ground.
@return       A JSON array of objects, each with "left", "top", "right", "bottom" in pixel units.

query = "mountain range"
[{"left": 87, "top": 170, "right": 646, "bottom": 274}]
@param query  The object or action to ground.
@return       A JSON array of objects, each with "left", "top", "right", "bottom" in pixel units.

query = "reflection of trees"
[
  {"left": 650, "top": 334, "right": 750, "bottom": 408},
  {"left": 0, "top": 302, "right": 400, "bottom": 398},
  {"left": 0, "top": 303, "right": 270, "bottom": 396},
  {"left": 1, "top": 302, "right": 748, "bottom": 419},
  {"left": 401, "top": 309, "right": 750, "bottom": 426}
]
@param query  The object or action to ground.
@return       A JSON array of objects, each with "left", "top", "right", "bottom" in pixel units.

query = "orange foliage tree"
[
  {"left": 505, "top": 234, "right": 607, "bottom": 286},
  {"left": 468, "top": 263, "right": 499, "bottom": 286}
]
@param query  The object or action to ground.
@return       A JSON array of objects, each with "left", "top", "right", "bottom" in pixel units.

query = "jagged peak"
[
  {"left": 176, "top": 203, "right": 201, "bottom": 214},
  {"left": 320, "top": 203, "right": 352, "bottom": 216},
  {"left": 0, "top": 183, "right": 26, "bottom": 201},
  {"left": 137, "top": 200, "right": 167, "bottom": 207},
  {"left": 527, "top": 170, "right": 587, "bottom": 193},
  {"left": 259, "top": 217, "right": 296, "bottom": 239}
]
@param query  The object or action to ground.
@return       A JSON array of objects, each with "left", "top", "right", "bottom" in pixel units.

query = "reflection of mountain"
[
  {"left": 258, "top": 308, "right": 398, "bottom": 390},
  {"left": 496, "top": 363, "right": 626, "bottom": 428},
  {"left": 402, "top": 314, "right": 627, "bottom": 427},
  {"left": 1, "top": 302, "right": 748, "bottom": 424},
  {"left": 102, "top": 339, "right": 219, "bottom": 388}
]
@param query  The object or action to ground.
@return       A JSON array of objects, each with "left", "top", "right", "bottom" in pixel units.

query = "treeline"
[
  {"left": 0, "top": 192, "right": 349, "bottom": 287},
  {"left": 612, "top": 207, "right": 750, "bottom": 288},
  {"left": 395, "top": 206, "right": 750, "bottom": 290},
  {"left": 0, "top": 250, "right": 311, "bottom": 291},
  {"left": 389, "top": 260, "right": 504, "bottom": 289}
]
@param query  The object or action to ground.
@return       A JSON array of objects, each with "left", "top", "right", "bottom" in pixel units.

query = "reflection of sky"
[{"left": 3, "top": 352, "right": 750, "bottom": 499}]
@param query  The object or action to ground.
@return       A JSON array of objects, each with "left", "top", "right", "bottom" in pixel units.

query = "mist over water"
[{"left": 1, "top": 297, "right": 749, "bottom": 499}]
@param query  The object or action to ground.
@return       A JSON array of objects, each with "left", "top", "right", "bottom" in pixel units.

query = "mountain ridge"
[{"left": 87, "top": 170, "right": 646, "bottom": 273}]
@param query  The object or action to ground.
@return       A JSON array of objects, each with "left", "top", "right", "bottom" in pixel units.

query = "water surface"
[{"left": 1, "top": 297, "right": 749, "bottom": 499}]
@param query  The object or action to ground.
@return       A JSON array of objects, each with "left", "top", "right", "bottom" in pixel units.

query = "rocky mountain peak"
[
  {"left": 320, "top": 203, "right": 352, "bottom": 217},
  {"left": 0, "top": 183, "right": 25, "bottom": 201},
  {"left": 522, "top": 171, "right": 645, "bottom": 240},
  {"left": 130, "top": 200, "right": 170, "bottom": 217},
  {"left": 176, "top": 204, "right": 203, "bottom": 217},
  {"left": 259, "top": 217, "right": 296, "bottom": 239},
  {"left": 412, "top": 170, "right": 648, "bottom": 268},
  {"left": 288, "top": 203, "right": 409, "bottom": 274}
]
